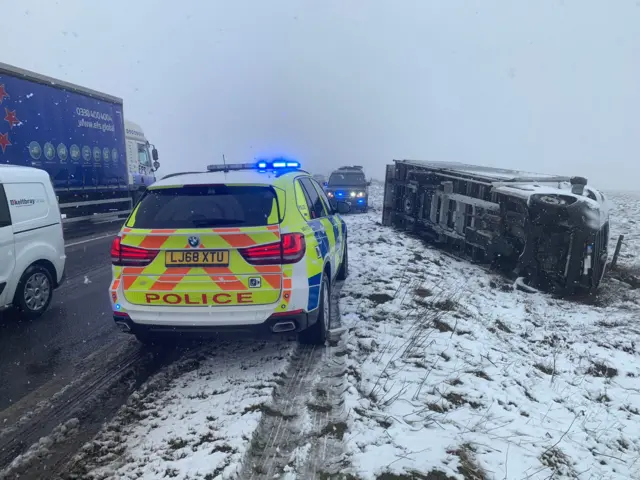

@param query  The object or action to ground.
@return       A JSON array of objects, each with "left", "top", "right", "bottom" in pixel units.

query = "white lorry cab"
[
  {"left": 125, "top": 120, "right": 159, "bottom": 193},
  {"left": 0, "top": 165, "right": 66, "bottom": 318}
]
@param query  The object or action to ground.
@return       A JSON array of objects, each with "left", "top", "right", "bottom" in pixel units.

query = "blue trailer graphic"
[{"left": 0, "top": 72, "right": 127, "bottom": 191}]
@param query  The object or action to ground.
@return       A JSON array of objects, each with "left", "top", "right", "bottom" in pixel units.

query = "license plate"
[{"left": 165, "top": 250, "right": 229, "bottom": 267}]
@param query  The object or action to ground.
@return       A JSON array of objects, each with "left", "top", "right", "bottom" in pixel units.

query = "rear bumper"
[
  {"left": 112, "top": 287, "right": 320, "bottom": 336},
  {"left": 114, "top": 309, "right": 319, "bottom": 338}
]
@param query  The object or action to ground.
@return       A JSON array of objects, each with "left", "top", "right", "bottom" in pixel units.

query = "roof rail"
[
  {"left": 161, "top": 171, "right": 203, "bottom": 180},
  {"left": 206, "top": 162, "right": 257, "bottom": 172}
]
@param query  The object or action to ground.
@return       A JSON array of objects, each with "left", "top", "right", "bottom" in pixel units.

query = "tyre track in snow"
[
  {"left": 241, "top": 343, "right": 321, "bottom": 479},
  {"left": 239, "top": 281, "right": 350, "bottom": 479},
  {"left": 0, "top": 341, "right": 178, "bottom": 479},
  {"left": 299, "top": 289, "right": 350, "bottom": 480}
]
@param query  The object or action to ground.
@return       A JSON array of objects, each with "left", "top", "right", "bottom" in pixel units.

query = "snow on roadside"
[
  {"left": 67, "top": 341, "right": 294, "bottom": 480},
  {"left": 338, "top": 187, "right": 640, "bottom": 479},
  {"left": 608, "top": 191, "right": 640, "bottom": 270}
]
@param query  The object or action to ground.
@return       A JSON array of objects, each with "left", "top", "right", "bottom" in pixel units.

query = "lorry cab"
[
  {"left": 125, "top": 120, "right": 159, "bottom": 191},
  {"left": 0, "top": 165, "right": 66, "bottom": 317}
]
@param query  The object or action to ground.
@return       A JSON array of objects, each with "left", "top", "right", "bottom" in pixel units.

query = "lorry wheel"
[
  {"left": 299, "top": 275, "right": 331, "bottom": 345},
  {"left": 15, "top": 265, "right": 54, "bottom": 319}
]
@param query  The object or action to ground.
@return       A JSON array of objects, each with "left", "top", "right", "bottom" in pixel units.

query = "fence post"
[{"left": 610, "top": 234, "right": 624, "bottom": 270}]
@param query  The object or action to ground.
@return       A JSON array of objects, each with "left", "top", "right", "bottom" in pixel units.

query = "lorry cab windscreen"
[{"left": 329, "top": 172, "right": 366, "bottom": 185}]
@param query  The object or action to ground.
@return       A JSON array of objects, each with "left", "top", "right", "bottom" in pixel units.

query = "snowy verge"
[
  {"left": 66, "top": 341, "right": 295, "bottom": 480},
  {"left": 338, "top": 190, "right": 640, "bottom": 479}
]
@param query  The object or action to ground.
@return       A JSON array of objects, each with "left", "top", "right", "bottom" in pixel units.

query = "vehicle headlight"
[
  {"left": 350, "top": 191, "right": 356, "bottom": 197},
  {"left": 327, "top": 191, "right": 334, "bottom": 198},
  {"left": 357, "top": 192, "right": 365, "bottom": 198}
]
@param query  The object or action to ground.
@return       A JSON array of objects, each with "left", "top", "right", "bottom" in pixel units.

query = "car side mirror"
[
  {"left": 323, "top": 181, "right": 328, "bottom": 188},
  {"left": 152, "top": 148, "right": 159, "bottom": 161},
  {"left": 336, "top": 200, "right": 351, "bottom": 214}
]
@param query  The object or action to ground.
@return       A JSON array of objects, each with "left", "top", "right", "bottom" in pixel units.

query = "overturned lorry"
[{"left": 382, "top": 160, "right": 610, "bottom": 295}]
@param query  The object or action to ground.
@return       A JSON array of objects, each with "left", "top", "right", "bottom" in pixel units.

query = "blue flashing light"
[
  {"left": 336, "top": 191, "right": 345, "bottom": 198},
  {"left": 357, "top": 198, "right": 366, "bottom": 204},
  {"left": 115, "top": 303, "right": 121, "bottom": 310},
  {"left": 254, "top": 158, "right": 302, "bottom": 172}
]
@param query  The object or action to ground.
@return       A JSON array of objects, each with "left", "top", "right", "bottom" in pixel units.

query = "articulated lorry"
[
  {"left": 0, "top": 62, "right": 159, "bottom": 223},
  {"left": 382, "top": 160, "right": 610, "bottom": 295}
]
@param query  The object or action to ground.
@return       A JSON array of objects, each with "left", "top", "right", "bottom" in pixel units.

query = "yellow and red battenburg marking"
[{"left": 115, "top": 227, "right": 286, "bottom": 307}]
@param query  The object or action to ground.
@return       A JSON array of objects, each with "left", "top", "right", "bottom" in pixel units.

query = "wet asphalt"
[{"left": 0, "top": 221, "right": 124, "bottom": 411}]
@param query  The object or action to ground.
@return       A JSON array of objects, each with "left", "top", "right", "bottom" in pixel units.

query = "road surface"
[
  {"left": 0, "top": 221, "right": 175, "bottom": 477},
  {"left": 0, "top": 222, "right": 122, "bottom": 410}
]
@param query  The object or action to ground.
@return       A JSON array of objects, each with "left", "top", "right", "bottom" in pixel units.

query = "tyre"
[
  {"left": 299, "top": 275, "right": 330, "bottom": 345},
  {"left": 14, "top": 264, "right": 54, "bottom": 319},
  {"left": 337, "top": 243, "right": 348, "bottom": 280}
]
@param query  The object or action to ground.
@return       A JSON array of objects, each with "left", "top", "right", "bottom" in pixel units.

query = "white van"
[{"left": 0, "top": 165, "right": 66, "bottom": 318}]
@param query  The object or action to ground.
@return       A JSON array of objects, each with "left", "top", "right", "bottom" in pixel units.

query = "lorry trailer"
[
  {"left": 382, "top": 160, "right": 610, "bottom": 295},
  {"left": 0, "top": 62, "right": 159, "bottom": 223}
]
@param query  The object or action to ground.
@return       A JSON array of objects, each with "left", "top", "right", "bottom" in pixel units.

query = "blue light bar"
[
  {"left": 286, "top": 161, "right": 300, "bottom": 168},
  {"left": 257, "top": 161, "right": 267, "bottom": 169},
  {"left": 272, "top": 161, "right": 286, "bottom": 168}
]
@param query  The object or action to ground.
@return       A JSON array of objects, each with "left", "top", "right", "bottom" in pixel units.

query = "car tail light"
[
  {"left": 110, "top": 236, "right": 158, "bottom": 266},
  {"left": 239, "top": 233, "right": 306, "bottom": 265}
]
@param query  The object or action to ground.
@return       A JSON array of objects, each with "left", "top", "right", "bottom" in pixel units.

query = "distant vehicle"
[
  {"left": 0, "top": 62, "right": 159, "bottom": 224},
  {"left": 109, "top": 159, "right": 351, "bottom": 345},
  {"left": 326, "top": 166, "right": 371, "bottom": 212},
  {"left": 312, "top": 173, "right": 326, "bottom": 186},
  {"left": 382, "top": 160, "right": 610, "bottom": 295},
  {"left": 0, "top": 165, "right": 66, "bottom": 318}
]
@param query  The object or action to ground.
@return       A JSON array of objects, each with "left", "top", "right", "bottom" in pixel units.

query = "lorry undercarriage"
[{"left": 382, "top": 160, "right": 610, "bottom": 295}]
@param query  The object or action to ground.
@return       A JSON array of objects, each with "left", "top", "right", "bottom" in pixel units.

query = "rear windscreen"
[
  {"left": 127, "top": 185, "right": 279, "bottom": 229},
  {"left": 329, "top": 172, "right": 366, "bottom": 185}
]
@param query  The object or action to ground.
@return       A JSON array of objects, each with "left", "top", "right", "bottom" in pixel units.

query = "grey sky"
[{"left": 4, "top": 0, "right": 639, "bottom": 190}]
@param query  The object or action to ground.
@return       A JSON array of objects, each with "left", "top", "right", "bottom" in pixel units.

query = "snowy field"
[
  {"left": 339, "top": 185, "right": 640, "bottom": 479},
  {"left": 61, "top": 184, "right": 640, "bottom": 480}
]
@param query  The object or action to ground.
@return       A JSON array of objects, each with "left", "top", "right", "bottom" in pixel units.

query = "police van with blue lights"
[
  {"left": 109, "top": 158, "right": 351, "bottom": 345},
  {"left": 325, "top": 166, "right": 371, "bottom": 213}
]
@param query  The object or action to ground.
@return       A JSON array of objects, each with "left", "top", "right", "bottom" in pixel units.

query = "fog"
[{"left": 4, "top": 0, "right": 639, "bottom": 190}]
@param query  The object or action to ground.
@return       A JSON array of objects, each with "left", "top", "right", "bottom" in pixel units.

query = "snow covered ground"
[
  {"left": 64, "top": 183, "right": 640, "bottom": 480},
  {"left": 338, "top": 185, "right": 640, "bottom": 479},
  {"left": 65, "top": 341, "right": 295, "bottom": 479}
]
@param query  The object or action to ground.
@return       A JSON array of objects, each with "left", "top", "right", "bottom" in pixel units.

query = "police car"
[
  {"left": 109, "top": 160, "right": 351, "bottom": 345},
  {"left": 325, "top": 166, "right": 370, "bottom": 212}
]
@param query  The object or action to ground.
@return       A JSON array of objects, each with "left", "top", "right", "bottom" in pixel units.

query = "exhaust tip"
[
  {"left": 115, "top": 321, "right": 132, "bottom": 333},
  {"left": 271, "top": 321, "right": 296, "bottom": 333}
]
